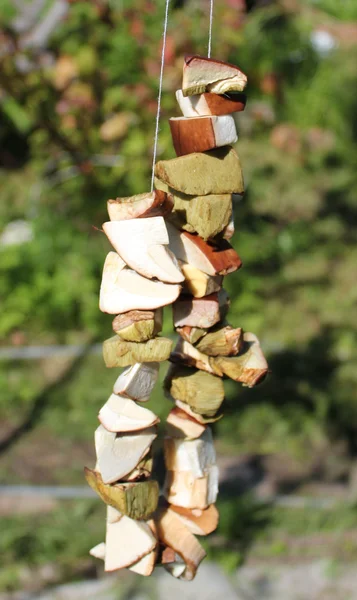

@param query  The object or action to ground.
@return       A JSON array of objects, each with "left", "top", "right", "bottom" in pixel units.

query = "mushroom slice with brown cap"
[
  {"left": 173, "top": 290, "right": 229, "bottom": 329},
  {"left": 167, "top": 223, "right": 242, "bottom": 276},
  {"left": 166, "top": 407, "right": 206, "bottom": 440},
  {"left": 169, "top": 114, "right": 237, "bottom": 156},
  {"left": 213, "top": 332, "right": 268, "bottom": 386},
  {"left": 170, "top": 338, "right": 217, "bottom": 375},
  {"left": 195, "top": 324, "right": 243, "bottom": 357},
  {"left": 176, "top": 89, "right": 246, "bottom": 117},
  {"left": 107, "top": 189, "right": 173, "bottom": 221},
  {"left": 182, "top": 55, "right": 247, "bottom": 96},
  {"left": 112, "top": 308, "right": 162, "bottom": 342},
  {"left": 176, "top": 326, "right": 207, "bottom": 345}
]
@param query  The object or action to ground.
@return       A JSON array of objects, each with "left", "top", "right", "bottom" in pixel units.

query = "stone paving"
[{"left": 2, "top": 560, "right": 357, "bottom": 600}]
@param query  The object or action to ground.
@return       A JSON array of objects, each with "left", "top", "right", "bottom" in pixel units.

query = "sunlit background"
[{"left": 1, "top": 0, "right": 357, "bottom": 598}]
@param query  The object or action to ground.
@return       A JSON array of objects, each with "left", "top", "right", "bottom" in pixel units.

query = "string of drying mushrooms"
[{"left": 85, "top": 55, "right": 268, "bottom": 581}]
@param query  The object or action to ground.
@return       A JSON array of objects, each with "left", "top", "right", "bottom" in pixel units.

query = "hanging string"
[
  {"left": 208, "top": 0, "right": 214, "bottom": 58},
  {"left": 151, "top": 0, "right": 171, "bottom": 192}
]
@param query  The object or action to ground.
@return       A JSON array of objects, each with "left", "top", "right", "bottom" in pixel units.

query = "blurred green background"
[{"left": 1, "top": 0, "right": 357, "bottom": 596}]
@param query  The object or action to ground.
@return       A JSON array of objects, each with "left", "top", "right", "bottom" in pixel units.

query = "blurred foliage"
[{"left": 0, "top": 0, "right": 357, "bottom": 577}]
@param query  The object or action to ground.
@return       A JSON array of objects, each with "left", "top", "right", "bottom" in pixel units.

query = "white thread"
[
  {"left": 151, "top": 0, "right": 171, "bottom": 192},
  {"left": 208, "top": 0, "right": 214, "bottom": 58}
]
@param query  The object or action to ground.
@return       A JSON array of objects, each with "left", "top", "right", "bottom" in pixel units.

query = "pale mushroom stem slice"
[
  {"left": 164, "top": 466, "right": 219, "bottom": 510},
  {"left": 128, "top": 519, "right": 158, "bottom": 576},
  {"left": 89, "top": 542, "right": 106, "bottom": 560},
  {"left": 105, "top": 509, "right": 156, "bottom": 572},
  {"left": 98, "top": 393, "right": 159, "bottom": 433},
  {"left": 103, "top": 218, "right": 184, "bottom": 283},
  {"left": 164, "top": 428, "right": 216, "bottom": 478},
  {"left": 94, "top": 424, "right": 157, "bottom": 484},
  {"left": 99, "top": 251, "right": 181, "bottom": 314},
  {"left": 113, "top": 362, "right": 159, "bottom": 402}
]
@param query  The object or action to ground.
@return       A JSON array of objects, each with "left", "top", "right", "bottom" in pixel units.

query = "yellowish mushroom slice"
[
  {"left": 155, "top": 178, "right": 232, "bottom": 242},
  {"left": 165, "top": 365, "right": 225, "bottom": 419},
  {"left": 170, "top": 338, "right": 217, "bottom": 375},
  {"left": 195, "top": 324, "right": 243, "bottom": 357},
  {"left": 112, "top": 308, "right": 162, "bottom": 342},
  {"left": 175, "top": 399, "right": 223, "bottom": 425},
  {"left": 213, "top": 332, "right": 269, "bottom": 386},
  {"left": 180, "top": 263, "right": 223, "bottom": 298},
  {"left": 103, "top": 217, "right": 184, "bottom": 283},
  {"left": 84, "top": 468, "right": 159, "bottom": 519},
  {"left": 176, "top": 325, "right": 207, "bottom": 345},
  {"left": 155, "top": 147, "right": 244, "bottom": 197},
  {"left": 103, "top": 335, "right": 172, "bottom": 368}
]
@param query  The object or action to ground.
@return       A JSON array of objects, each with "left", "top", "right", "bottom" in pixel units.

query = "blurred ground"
[{"left": 3, "top": 561, "right": 357, "bottom": 600}]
